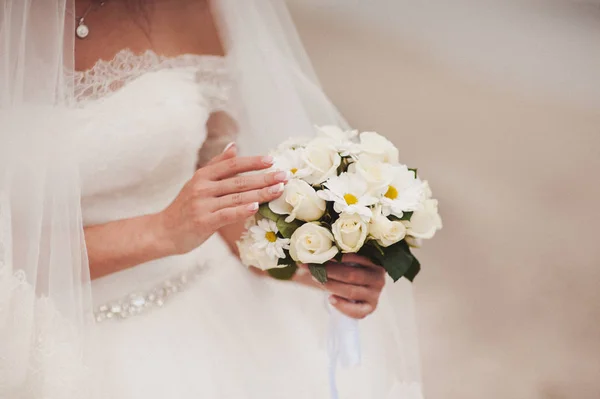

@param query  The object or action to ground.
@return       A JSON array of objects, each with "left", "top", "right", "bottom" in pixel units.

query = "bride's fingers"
[
  {"left": 209, "top": 183, "right": 285, "bottom": 211},
  {"left": 205, "top": 142, "right": 237, "bottom": 166},
  {"left": 206, "top": 202, "right": 260, "bottom": 230},
  {"left": 212, "top": 170, "right": 289, "bottom": 197},
  {"left": 329, "top": 295, "right": 375, "bottom": 320},
  {"left": 202, "top": 155, "right": 274, "bottom": 181},
  {"left": 322, "top": 279, "right": 379, "bottom": 304},
  {"left": 325, "top": 263, "right": 385, "bottom": 289},
  {"left": 339, "top": 254, "right": 380, "bottom": 269}
]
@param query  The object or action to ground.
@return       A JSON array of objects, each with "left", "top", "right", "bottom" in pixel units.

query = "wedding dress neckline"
[{"left": 73, "top": 48, "right": 226, "bottom": 103}]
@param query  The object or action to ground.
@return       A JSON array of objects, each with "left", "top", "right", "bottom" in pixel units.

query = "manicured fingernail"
[
  {"left": 329, "top": 296, "right": 338, "bottom": 305},
  {"left": 296, "top": 267, "right": 307, "bottom": 276},
  {"left": 268, "top": 183, "right": 284, "bottom": 194},
  {"left": 247, "top": 202, "right": 259, "bottom": 211},
  {"left": 223, "top": 142, "right": 236, "bottom": 153},
  {"left": 262, "top": 155, "right": 274, "bottom": 165},
  {"left": 274, "top": 171, "right": 289, "bottom": 182}
]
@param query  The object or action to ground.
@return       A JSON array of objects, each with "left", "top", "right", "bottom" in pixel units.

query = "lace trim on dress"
[{"left": 73, "top": 48, "right": 231, "bottom": 112}]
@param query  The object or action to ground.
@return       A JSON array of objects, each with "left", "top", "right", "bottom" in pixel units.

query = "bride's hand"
[
  {"left": 158, "top": 144, "right": 288, "bottom": 255},
  {"left": 300, "top": 254, "right": 386, "bottom": 319}
]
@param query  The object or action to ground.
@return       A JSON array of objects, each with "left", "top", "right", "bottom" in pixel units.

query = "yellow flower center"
[
  {"left": 384, "top": 185, "right": 398, "bottom": 200},
  {"left": 265, "top": 231, "right": 277, "bottom": 243},
  {"left": 290, "top": 168, "right": 298, "bottom": 175},
  {"left": 344, "top": 193, "right": 358, "bottom": 205}
]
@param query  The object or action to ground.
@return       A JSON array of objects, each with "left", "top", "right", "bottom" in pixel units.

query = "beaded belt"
[{"left": 94, "top": 263, "right": 206, "bottom": 323}]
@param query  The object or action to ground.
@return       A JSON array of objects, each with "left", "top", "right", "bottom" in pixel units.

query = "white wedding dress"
[{"left": 74, "top": 49, "right": 422, "bottom": 399}]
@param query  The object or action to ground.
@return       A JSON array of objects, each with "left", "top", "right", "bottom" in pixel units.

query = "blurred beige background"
[{"left": 289, "top": 2, "right": 600, "bottom": 398}]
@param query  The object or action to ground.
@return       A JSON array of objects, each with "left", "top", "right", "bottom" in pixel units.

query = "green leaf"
[
  {"left": 371, "top": 241, "right": 385, "bottom": 257},
  {"left": 381, "top": 241, "right": 420, "bottom": 282},
  {"left": 389, "top": 212, "right": 413, "bottom": 222},
  {"left": 400, "top": 211, "right": 413, "bottom": 221},
  {"left": 319, "top": 201, "right": 336, "bottom": 226},
  {"left": 357, "top": 241, "right": 384, "bottom": 266},
  {"left": 333, "top": 251, "right": 344, "bottom": 263},
  {"left": 276, "top": 218, "right": 303, "bottom": 239},
  {"left": 409, "top": 168, "right": 418, "bottom": 177},
  {"left": 277, "top": 251, "right": 294, "bottom": 266},
  {"left": 268, "top": 264, "right": 298, "bottom": 280},
  {"left": 403, "top": 257, "right": 421, "bottom": 282},
  {"left": 337, "top": 157, "right": 352, "bottom": 175},
  {"left": 357, "top": 240, "right": 420, "bottom": 282},
  {"left": 258, "top": 203, "right": 280, "bottom": 222},
  {"left": 308, "top": 264, "right": 328, "bottom": 284}
]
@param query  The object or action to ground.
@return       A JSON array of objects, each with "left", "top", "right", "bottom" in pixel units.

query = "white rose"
[
  {"left": 269, "top": 179, "right": 326, "bottom": 223},
  {"left": 237, "top": 237, "right": 257, "bottom": 267},
  {"left": 405, "top": 236, "right": 423, "bottom": 249},
  {"left": 289, "top": 223, "right": 339, "bottom": 264},
  {"left": 237, "top": 238, "right": 282, "bottom": 270},
  {"left": 369, "top": 209, "right": 407, "bottom": 247},
  {"left": 359, "top": 132, "right": 399, "bottom": 164},
  {"left": 421, "top": 180, "right": 433, "bottom": 199},
  {"left": 243, "top": 215, "right": 257, "bottom": 230},
  {"left": 332, "top": 213, "right": 369, "bottom": 253},
  {"left": 348, "top": 154, "right": 394, "bottom": 193},
  {"left": 302, "top": 138, "right": 342, "bottom": 184},
  {"left": 405, "top": 199, "right": 442, "bottom": 239}
]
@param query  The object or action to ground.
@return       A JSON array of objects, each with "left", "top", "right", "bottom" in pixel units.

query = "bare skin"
[{"left": 76, "top": 0, "right": 385, "bottom": 319}]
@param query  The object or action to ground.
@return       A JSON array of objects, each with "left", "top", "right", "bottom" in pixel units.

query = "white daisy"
[
  {"left": 272, "top": 148, "right": 311, "bottom": 179},
  {"left": 315, "top": 125, "right": 361, "bottom": 157},
  {"left": 274, "top": 136, "right": 311, "bottom": 154},
  {"left": 250, "top": 218, "right": 291, "bottom": 260},
  {"left": 317, "top": 172, "right": 378, "bottom": 221},
  {"left": 379, "top": 165, "right": 426, "bottom": 218}
]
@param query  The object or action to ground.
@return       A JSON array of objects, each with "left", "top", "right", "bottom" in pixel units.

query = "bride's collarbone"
[{"left": 74, "top": 0, "right": 222, "bottom": 72}]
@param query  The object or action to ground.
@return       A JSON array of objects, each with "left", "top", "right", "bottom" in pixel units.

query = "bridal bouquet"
[{"left": 237, "top": 126, "right": 442, "bottom": 283}]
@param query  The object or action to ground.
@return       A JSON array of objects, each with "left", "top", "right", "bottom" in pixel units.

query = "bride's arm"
[
  {"left": 86, "top": 147, "right": 286, "bottom": 279},
  {"left": 85, "top": 213, "right": 173, "bottom": 280}
]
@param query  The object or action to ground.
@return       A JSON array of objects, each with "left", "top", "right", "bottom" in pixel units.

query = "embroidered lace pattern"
[{"left": 73, "top": 48, "right": 231, "bottom": 111}]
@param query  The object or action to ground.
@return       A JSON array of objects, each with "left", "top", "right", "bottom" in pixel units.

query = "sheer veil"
[
  {"left": 211, "top": 0, "right": 350, "bottom": 155},
  {"left": 1, "top": 0, "right": 94, "bottom": 397},
  {"left": 1, "top": 0, "right": 422, "bottom": 397}
]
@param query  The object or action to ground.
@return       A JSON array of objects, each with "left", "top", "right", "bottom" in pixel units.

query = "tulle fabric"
[{"left": 0, "top": 1, "right": 94, "bottom": 397}]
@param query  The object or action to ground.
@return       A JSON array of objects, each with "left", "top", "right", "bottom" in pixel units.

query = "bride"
[{"left": 0, "top": 1, "right": 423, "bottom": 398}]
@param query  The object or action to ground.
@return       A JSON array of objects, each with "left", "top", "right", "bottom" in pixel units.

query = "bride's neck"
[{"left": 74, "top": 0, "right": 221, "bottom": 72}]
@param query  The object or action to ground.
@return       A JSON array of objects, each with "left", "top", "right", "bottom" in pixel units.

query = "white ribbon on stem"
[{"left": 326, "top": 298, "right": 361, "bottom": 399}]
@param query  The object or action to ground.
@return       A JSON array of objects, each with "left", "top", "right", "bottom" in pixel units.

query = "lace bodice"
[
  {"left": 74, "top": 49, "right": 233, "bottom": 226},
  {"left": 73, "top": 48, "right": 230, "bottom": 110}
]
